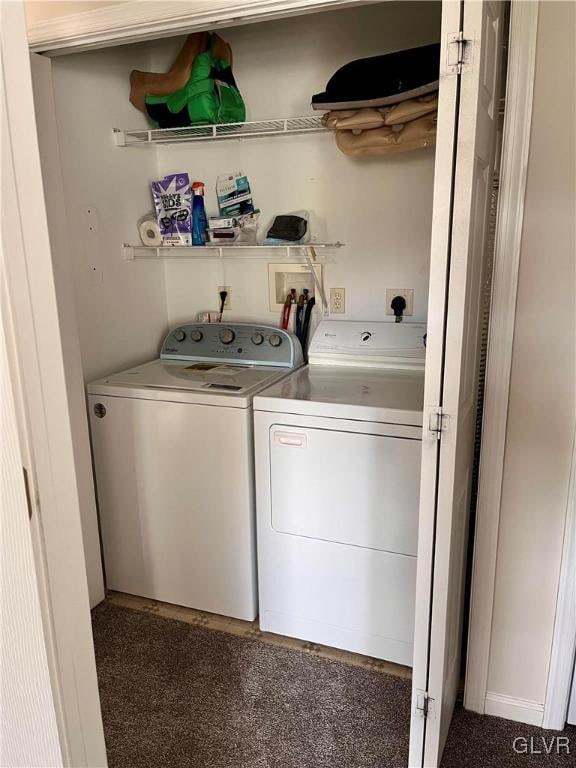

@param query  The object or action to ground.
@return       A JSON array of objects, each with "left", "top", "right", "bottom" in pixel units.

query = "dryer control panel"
[
  {"left": 308, "top": 320, "right": 427, "bottom": 371},
  {"left": 160, "top": 323, "right": 303, "bottom": 368}
]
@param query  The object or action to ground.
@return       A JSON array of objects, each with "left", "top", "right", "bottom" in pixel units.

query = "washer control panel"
[{"left": 160, "top": 323, "right": 303, "bottom": 368}]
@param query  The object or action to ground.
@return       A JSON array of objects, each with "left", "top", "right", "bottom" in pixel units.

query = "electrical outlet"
[
  {"left": 386, "top": 288, "right": 414, "bottom": 317},
  {"left": 330, "top": 287, "right": 346, "bottom": 314},
  {"left": 217, "top": 286, "right": 232, "bottom": 309}
]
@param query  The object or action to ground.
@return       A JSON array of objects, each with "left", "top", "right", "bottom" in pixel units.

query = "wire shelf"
[
  {"left": 123, "top": 243, "right": 342, "bottom": 260},
  {"left": 114, "top": 116, "right": 328, "bottom": 146}
]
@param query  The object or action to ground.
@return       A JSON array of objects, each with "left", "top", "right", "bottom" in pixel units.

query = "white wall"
[
  {"left": 154, "top": 2, "right": 440, "bottom": 327},
  {"left": 486, "top": 0, "right": 576, "bottom": 710},
  {"left": 31, "top": 52, "right": 105, "bottom": 607},
  {"left": 50, "top": 43, "right": 167, "bottom": 381},
  {"left": 36, "top": 42, "right": 170, "bottom": 605}
]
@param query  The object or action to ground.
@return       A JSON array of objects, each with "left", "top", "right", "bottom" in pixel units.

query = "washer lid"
[
  {"left": 254, "top": 365, "right": 424, "bottom": 425},
  {"left": 87, "top": 359, "right": 292, "bottom": 407}
]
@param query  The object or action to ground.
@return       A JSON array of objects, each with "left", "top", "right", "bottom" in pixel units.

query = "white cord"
[{"left": 305, "top": 246, "right": 329, "bottom": 316}]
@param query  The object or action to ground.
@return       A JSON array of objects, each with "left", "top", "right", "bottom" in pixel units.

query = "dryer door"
[{"left": 270, "top": 425, "right": 421, "bottom": 556}]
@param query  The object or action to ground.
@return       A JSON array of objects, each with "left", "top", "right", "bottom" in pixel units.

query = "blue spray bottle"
[{"left": 191, "top": 181, "right": 208, "bottom": 245}]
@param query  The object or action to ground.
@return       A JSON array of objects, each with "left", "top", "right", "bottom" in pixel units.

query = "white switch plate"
[
  {"left": 217, "top": 286, "right": 232, "bottom": 308},
  {"left": 330, "top": 287, "right": 346, "bottom": 314},
  {"left": 386, "top": 288, "right": 414, "bottom": 317}
]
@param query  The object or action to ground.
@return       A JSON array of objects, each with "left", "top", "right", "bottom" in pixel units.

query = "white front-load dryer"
[
  {"left": 88, "top": 323, "right": 302, "bottom": 621},
  {"left": 253, "top": 320, "right": 426, "bottom": 664}
]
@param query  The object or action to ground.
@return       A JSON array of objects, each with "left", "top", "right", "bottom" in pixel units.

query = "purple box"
[{"left": 151, "top": 173, "right": 192, "bottom": 245}]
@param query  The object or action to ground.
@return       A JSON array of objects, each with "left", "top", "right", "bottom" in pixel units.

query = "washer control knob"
[
  {"left": 189, "top": 329, "right": 203, "bottom": 343},
  {"left": 251, "top": 332, "right": 264, "bottom": 346},
  {"left": 173, "top": 329, "right": 186, "bottom": 342},
  {"left": 269, "top": 334, "right": 283, "bottom": 348},
  {"left": 219, "top": 328, "right": 235, "bottom": 345}
]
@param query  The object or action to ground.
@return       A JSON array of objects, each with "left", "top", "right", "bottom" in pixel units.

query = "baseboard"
[{"left": 485, "top": 692, "right": 544, "bottom": 727}]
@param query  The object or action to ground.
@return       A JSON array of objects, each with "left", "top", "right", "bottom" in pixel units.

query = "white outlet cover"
[
  {"left": 330, "top": 287, "right": 346, "bottom": 314},
  {"left": 386, "top": 288, "right": 414, "bottom": 316}
]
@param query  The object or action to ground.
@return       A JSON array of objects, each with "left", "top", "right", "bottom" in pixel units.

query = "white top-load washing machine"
[
  {"left": 88, "top": 323, "right": 302, "bottom": 621},
  {"left": 253, "top": 320, "right": 426, "bottom": 665}
]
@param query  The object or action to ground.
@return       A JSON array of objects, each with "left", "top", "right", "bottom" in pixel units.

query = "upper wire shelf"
[{"left": 114, "top": 116, "right": 328, "bottom": 146}]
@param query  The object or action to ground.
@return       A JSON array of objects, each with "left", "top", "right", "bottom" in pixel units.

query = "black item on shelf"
[
  {"left": 266, "top": 215, "right": 308, "bottom": 242},
  {"left": 311, "top": 43, "right": 440, "bottom": 111}
]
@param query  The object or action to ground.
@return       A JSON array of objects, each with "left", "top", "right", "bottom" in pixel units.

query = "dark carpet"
[
  {"left": 93, "top": 602, "right": 411, "bottom": 767},
  {"left": 442, "top": 705, "right": 576, "bottom": 768},
  {"left": 92, "top": 603, "right": 576, "bottom": 768}
]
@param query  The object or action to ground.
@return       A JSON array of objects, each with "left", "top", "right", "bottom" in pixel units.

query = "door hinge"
[
  {"left": 415, "top": 691, "right": 434, "bottom": 719},
  {"left": 447, "top": 31, "right": 472, "bottom": 75},
  {"left": 428, "top": 406, "right": 448, "bottom": 439}
]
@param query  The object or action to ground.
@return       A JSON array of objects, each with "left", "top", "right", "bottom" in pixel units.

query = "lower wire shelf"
[{"left": 123, "top": 243, "right": 343, "bottom": 260}]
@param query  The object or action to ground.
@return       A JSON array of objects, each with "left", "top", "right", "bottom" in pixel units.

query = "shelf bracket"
[{"left": 113, "top": 129, "right": 126, "bottom": 147}]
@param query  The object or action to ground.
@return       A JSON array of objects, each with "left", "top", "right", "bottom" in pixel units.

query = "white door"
[
  {"left": 410, "top": 2, "right": 505, "bottom": 766},
  {"left": 1, "top": 247, "right": 62, "bottom": 768}
]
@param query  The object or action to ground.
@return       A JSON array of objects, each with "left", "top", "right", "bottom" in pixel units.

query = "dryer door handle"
[{"left": 274, "top": 431, "right": 308, "bottom": 449}]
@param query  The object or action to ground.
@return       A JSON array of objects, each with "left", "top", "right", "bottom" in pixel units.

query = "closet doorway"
[{"left": 4, "top": 1, "right": 508, "bottom": 766}]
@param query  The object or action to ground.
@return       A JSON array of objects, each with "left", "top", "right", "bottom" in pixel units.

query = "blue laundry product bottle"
[{"left": 191, "top": 181, "right": 208, "bottom": 245}]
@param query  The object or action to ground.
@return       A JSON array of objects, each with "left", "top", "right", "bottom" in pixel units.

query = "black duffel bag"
[{"left": 312, "top": 42, "right": 440, "bottom": 111}]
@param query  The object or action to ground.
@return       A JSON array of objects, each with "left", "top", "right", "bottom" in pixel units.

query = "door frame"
[
  {"left": 27, "top": 0, "right": 367, "bottom": 55},
  {"left": 463, "top": 0, "right": 540, "bottom": 715},
  {"left": 1, "top": 2, "right": 107, "bottom": 766}
]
